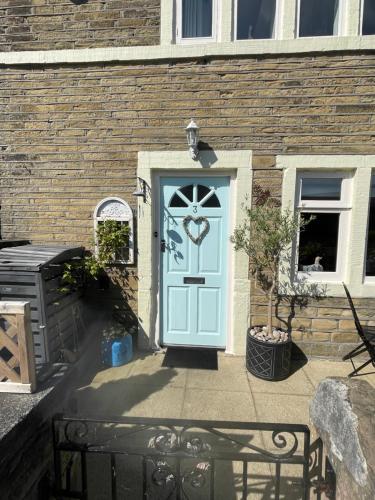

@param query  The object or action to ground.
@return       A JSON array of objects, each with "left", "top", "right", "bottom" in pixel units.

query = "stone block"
[
  {"left": 252, "top": 155, "right": 276, "bottom": 169},
  {"left": 290, "top": 330, "right": 304, "bottom": 341},
  {"left": 331, "top": 332, "right": 359, "bottom": 343},
  {"left": 317, "top": 307, "right": 346, "bottom": 317},
  {"left": 305, "top": 332, "right": 331, "bottom": 342},
  {"left": 309, "top": 343, "right": 338, "bottom": 357},
  {"left": 339, "top": 320, "right": 357, "bottom": 331},
  {"left": 312, "top": 319, "right": 338, "bottom": 332},
  {"left": 291, "top": 317, "right": 312, "bottom": 330},
  {"left": 310, "top": 378, "right": 375, "bottom": 500}
]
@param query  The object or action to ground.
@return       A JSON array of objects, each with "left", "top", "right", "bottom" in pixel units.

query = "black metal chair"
[{"left": 342, "top": 283, "right": 375, "bottom": 377}]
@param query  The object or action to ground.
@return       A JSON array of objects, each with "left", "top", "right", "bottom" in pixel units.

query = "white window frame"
[
  {"left": 234, "top": 0, "right": 281, "bottom": 41},
  {"left": 360, "top": 0, "right": 375, "bottom": 35},
  {"left": 94, "top": 197, "right": 134, "bottom": 265},
  {"left": 360, "top": 0, "right": 365, "bottom": 34},
  {"left": 364, "top": 173, "right": 375, "bottom": 282},
  {"left": 175, "top": 0, "right": 219, "bottom": 44},
  {"left": 278, "top": 155, "right": 375, "bottom": 298},
  {"left": 295, "top": 171, "right": 352, "bottom": 283},
  {"left": 297, "top": 0, "right": 346, "bottom": 39}
]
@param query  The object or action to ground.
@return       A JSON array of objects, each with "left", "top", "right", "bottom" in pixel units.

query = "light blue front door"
[{"left": 160, "top": 176, "right": 230, "bottom": 348}]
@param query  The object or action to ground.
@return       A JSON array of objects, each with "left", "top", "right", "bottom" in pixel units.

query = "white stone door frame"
[{"left": 136, "top": 150, "right": 252, "bottom": 355}]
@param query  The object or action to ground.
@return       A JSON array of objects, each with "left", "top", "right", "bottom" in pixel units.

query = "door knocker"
[{"left": 183, "top": 216, "right": 210, "bottom": 244}]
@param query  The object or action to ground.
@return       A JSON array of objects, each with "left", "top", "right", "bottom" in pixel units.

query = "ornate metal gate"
[{"left": 51, "top": 414, "right": 327, "bottom": 500}]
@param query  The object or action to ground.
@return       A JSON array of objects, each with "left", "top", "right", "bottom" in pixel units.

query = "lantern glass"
[{"left": 186, "top": 120, "right": 199, "bottom": 147}]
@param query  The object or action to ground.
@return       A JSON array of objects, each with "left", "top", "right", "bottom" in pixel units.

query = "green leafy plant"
[
  {"left": 59, "top": 220, "right": 130, "bottom": 292},
  {"left": 96, "top": 220, "right": 130, "bottom": 265},
  {"left": 231, "top": 185, "right": 311, "bottom": 334}
]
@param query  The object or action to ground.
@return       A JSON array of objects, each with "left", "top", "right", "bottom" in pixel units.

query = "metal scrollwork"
[
  {"left": 183, "top": 216, "right": 210, "bottom": 244},
  {"left": 183, "top": 465, "right": 208, "bottom": 489},
  {"left": 54, "top": 417, "right": 311, "bottom": 499},
  {"left": 271, "top": 430, "right": 299, "bottom": 458},
  {"left": 182, "top": 436, "right": 211, "bottom": 456},
  {"left": 151, "top": 463, "right": 176, "bottom": 488},
  {"left": 154, "top": 431, "right": 179, "bottom": 453},
  {"left": 64, "top": 420, "right": 90, "bottom": 447}
]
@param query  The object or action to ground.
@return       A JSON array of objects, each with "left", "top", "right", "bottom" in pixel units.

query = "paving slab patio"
[
  {"left": 68, "top": 350, "right": 375, "bottom": 427},
  {"left": 65, "top": 351, "right": 375, "bottom": 499}
]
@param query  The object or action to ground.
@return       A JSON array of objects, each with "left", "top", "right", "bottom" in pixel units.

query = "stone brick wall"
[
  {"left": 1, "top": 52, "right": 375, "bottom": 355},
  {"left": 0, "top": 0, "right": 160, "bottom": 51}
]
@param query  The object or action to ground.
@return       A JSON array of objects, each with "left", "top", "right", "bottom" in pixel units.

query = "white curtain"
[
  {"left": 237, "top": 0, "right": 276, "bottom": 40},
  {"left": 182, "top": 0, "right": 213, "bottom": 38},
  {"left": 333, "top": 0, "right": 340, "bottom": 35}
]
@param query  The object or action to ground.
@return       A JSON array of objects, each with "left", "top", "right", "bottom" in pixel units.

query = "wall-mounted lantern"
[
  {"left": 185, "top": 119, "right": 200, "bottom": 160},
  {"left": 132, "top": 177, "right": 146, "bottom": 202}
]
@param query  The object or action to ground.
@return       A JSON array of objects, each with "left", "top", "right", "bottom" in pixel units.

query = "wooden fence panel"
[{"left": 0, "top": 302, "right": 37, "bottom": 393}]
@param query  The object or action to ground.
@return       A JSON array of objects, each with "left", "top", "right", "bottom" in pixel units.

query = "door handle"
[{"left": 160, "top": 239, "right": 166, "bottom": 252}]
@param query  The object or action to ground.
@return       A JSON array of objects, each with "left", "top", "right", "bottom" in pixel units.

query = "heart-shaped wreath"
[{"left": 183, "top": 216, "right": 210, "bottom": 244}]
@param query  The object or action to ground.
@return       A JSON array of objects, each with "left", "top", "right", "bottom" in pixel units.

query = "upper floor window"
[
  {"left": 365, "top": 175, "right": 375, "bottom": 277},
  {"left": 362, "top": 0, "right": 375, "bottom": 35},
  {"left": 298, "top": 0, "right": 342, "bottom": 37},
  {"left": 236, "top": 0, "right": 278, "bottom": 40},
  {"left": 177, "top": 0, "right": 216, "bottom": 42}
]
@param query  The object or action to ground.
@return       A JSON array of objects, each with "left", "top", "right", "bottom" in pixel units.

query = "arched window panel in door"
[
  {"left": 197, "top": 184, "right": 221, "bottom": 207},
  {"left": 180, "top": 184, "right": 194, "bottom": 202},
  {"left": 169, "top": 193, "right": 189, "bottom": 207},
  {"left": 202, "top": 193, "right": 220, "bottom": 207},
  {"left": 197, "top": 184, "right": 210, "bottom": 201}
]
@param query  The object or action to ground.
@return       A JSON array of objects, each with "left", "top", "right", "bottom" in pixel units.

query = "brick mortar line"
[
  {"left": 3, "top": 61, "right": 375, "bottom": 78},
  {"left": 2, "top": 91, "right": 375, "bottom": 101},
  {"left": 3, "top": 69, "right": 375, "bottom": 82}
]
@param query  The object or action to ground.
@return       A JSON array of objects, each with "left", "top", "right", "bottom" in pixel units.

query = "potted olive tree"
[{"left": 231, "top": 185, "right": 310, "bottom": 380}]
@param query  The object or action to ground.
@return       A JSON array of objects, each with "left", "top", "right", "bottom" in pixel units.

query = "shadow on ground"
[{"left": 66, "top": 365, "right": 179, "bottom": 417}]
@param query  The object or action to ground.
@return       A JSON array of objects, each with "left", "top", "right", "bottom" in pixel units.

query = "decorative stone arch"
[{"left": 93, "top": 197, "right": 134, "bottom": 264}]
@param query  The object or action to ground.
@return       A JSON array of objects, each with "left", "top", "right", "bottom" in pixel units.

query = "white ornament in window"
[
  {"left": 97, "top": 200, "right": 133, "bottom": 220},
  {"left": 94, "top": 197, "right": 134, "bottom": 264}
]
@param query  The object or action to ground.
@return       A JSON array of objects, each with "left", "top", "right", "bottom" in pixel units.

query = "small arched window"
[
  {"left": 94, "top": 197, "right": 134, "bottom": 264},
  {"left": 169, "top": 183, "right": 221, "bottom": 208}
]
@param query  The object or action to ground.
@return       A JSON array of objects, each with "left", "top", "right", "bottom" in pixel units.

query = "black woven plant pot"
[{"left": 246, "top": 331, "right": 292, "bottom": 381}]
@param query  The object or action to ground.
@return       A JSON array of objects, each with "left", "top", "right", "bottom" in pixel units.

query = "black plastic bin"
[
  {"left": 246, "top": 331, "right": 292, "bottom": 381},
  {"left": 0, "top": 244, "right": 84, "bottom": 365}
]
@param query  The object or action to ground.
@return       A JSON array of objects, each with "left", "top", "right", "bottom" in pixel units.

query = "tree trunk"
[
  {"left": 268, "top": 275, "right": 277, "bottom": 334},
  {"left": 267, "top": 290, "right": 273, "bottom": 334}
]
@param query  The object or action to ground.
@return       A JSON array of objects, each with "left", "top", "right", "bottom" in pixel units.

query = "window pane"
[
  {"left": 301, "top": 178, "right": 342, "bottom": 201},
  {"left": 182, "top": 0, "right": 212, "bottom": 38},
  {"left": 180, "top": 184, "right": 194, "bottom": 202},
  {"left": 298, "top": 213, "right": 340, "bottom": 272},
  {"left": 299, "top": 0, "right": 340, "bottom": 37},
  {"left": 363, "top": 0, "right": 375, "bottom": 35},
  {"left": 366, "top": 177, "right": 375, "bottom": 276},
  {"left": 170, "top": 193, "right": 188, "bottom": 207},
  {"left": 115, "top": 222, "right": 130, "bottom": 262},
  {"left": 202, "top": 193, "right": 220, "bottom": 207},
  {"left": 197, "top": 184, "right": 210, "bottom": 201},
  {"left": 237, "top": 0, "right": 277, "bottom": 40}
]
